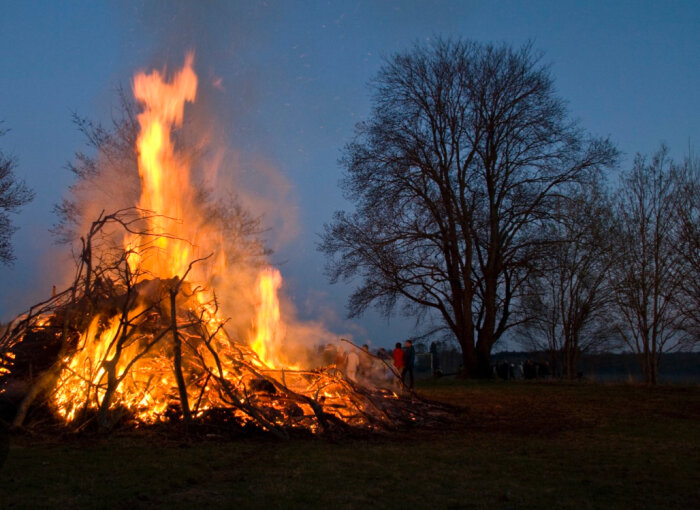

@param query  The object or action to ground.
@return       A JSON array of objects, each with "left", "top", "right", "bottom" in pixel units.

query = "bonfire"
[{"left": 0, "top": 54, "right": 453, "bottom": 438}]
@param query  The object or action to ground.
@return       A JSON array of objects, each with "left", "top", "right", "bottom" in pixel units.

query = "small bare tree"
[
  {"left": 610, "top": 146, "right": 688, "bottom": 384},
  {"left": 0, "top": 124, "right": 35, "bottom": 265},
  {"left": 671, "top": 152, "right": 700, "bottom": 345},
  {"left": 518, "top": 183, "right": 617, "bottom": 378}
]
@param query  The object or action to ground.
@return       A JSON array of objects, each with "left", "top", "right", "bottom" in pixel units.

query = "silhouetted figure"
[
  {"left": 429, "top": 341, "right": 441, "bottom": 377},
  {"left": 523, "top": 360, "right": 537, "bottom": 380},
  {"left": 496, "top": 361, "right": 510, "bottom": 380},
  {"left": 402, "top": 340, "right": 415, "bottom": 389}
]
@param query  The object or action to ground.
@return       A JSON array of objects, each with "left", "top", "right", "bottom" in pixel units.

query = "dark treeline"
[
  {"left": 490, "top": 351, "right": 700, "bottom": 383},
  {"left": 321, "top": 38, "right": 700, "bottom": 384},
  {"left": 516, "top": 145, "right": 700, "bottom": 384}
]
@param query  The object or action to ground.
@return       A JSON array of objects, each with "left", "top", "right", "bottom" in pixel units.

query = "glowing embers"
[{"left": 52, "top": 310, "right": 175, "bottom": 423}]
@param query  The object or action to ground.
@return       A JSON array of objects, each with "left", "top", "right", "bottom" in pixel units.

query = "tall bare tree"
[
  {"left": 671, "top": 152, "right": 700, "bottom": 344},
  {"left": 320, "top": 39, "right": 616, "bottom": 377},
  {"left": 518, "top": 183, "right": 617, "bottom": 378},
  {"left": 610, "top": 146, "right": 687, "bottom": 384},
  {"left": 0, "top": 125, "right": 35, "bottom": 265}
]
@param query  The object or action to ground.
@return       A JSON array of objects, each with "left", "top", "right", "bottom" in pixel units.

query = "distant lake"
[
  {"left": 580, "top": 352, "right": 700, "bottom": 383},
  {"left": 483, "top": 351, "right": 700, "bottom": 383}
]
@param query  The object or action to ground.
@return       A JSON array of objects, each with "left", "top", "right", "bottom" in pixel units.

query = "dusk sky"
[{"left": 1, "top": 0, "right": 698, "bottom": 349}]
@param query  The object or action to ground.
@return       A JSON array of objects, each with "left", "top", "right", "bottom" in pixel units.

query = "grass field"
[{"left": 0, "top": 379, "right": 698, "bottom": 509}]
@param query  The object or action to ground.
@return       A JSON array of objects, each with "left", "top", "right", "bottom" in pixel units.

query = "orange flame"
[
  {"left": 125, "top": 52, "right": 199, "bottom": 278},
  {"left": 47, "top": 53, "right": 297, "bottom": 424},
  {"left": 250, "top": 268, "right": 287, "bottom": 368},
  {"left": 53, "top": 306, "right": 178, "bottom": 422}
]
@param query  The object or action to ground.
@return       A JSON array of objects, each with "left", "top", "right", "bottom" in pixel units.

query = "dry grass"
[{"left": 0, "top": 379, "right": 698, "bottom": 509}]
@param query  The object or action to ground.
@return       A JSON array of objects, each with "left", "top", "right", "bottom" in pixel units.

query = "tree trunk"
[
  {"left": 459, "top": 340, "right": 477, "bottom": 378},
  {"left": 547, "top": 347, "right": 560, "bottom": 379},
  {"left": 562, "top": 338, "right": 579, "bottom": 380},
  {"left": 643, "top": 352, "right": 658, "bottom": 385},
  {"left": 475, "top": 337, "right": 493, "bottom": 378},
  {"left": 97, "top": 360, "right": 119, "bottom": 431},
  {"left": 170, "top": 288, "right": 192, "bottom": 425},
  {"left": 477, "top": 253, "right": 499, "bottom": 378}
]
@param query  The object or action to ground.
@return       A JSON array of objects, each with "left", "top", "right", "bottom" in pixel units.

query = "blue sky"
[{"left": 0, "top": 1, "right": 698, "bottom": 348}]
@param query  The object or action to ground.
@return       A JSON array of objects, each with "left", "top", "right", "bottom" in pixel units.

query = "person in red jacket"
[{"left": 392, "top": 342, "right": 404, "bottom": 389}]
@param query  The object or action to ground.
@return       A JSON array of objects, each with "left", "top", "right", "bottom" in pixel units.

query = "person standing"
[
  {"left": 429, "top": 341, "right": 441, "bottom": 377},
  {"left": 402, "top": 340, "right": 416, "bottom": 389},
  {"left": 334, "top": 346, "right": 347, "bottom": 375},
  {"left": 359, "top": 344, "right": 373, "bottom": 381},
  {"left": 345, "top": 348, "right": 360, "bottom": 383},
  {"left": 392, "top": 342, "right": 404, "bottom": 388}
]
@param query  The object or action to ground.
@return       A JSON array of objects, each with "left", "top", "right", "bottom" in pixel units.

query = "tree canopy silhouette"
[{"left": 320, "top": 39, "right": 617, "bottom": 377}]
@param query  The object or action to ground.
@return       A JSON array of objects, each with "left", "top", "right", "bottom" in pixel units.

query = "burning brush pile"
[{"left": 0, "top": 55, "right": 454, "bottom": 438}]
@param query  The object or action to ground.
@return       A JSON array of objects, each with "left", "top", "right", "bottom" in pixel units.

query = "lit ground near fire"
[{"left": 1, "top": 380, "right": 698, "bottom": 509}]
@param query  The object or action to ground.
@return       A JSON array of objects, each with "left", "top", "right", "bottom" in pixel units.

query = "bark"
[{"left": 170, "top": 287, "right": 192, "bottom": 425}]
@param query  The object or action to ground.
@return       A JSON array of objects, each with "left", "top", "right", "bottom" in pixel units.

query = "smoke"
[
  {"left": 51, "top": 3, "right": 347, "bottom": 366},
  {"left": 116, "top": 0, "right": 305, "bottom": 255}
]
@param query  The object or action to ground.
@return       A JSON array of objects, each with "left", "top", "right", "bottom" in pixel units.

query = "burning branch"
[
  {"left": 0, "top": 53, "right": 458, "bottom": 437},
  {"left": 168, "top": 255, "right": 212, "bottom": 427}
]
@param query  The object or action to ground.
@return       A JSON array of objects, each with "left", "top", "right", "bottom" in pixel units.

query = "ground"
[{"left": 0, "top": 379, "right": 698, "bottom": 509}]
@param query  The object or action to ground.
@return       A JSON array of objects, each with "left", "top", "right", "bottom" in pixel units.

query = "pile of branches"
[{"left": 0, "top": 209, "right": 456, "bottom": 438}]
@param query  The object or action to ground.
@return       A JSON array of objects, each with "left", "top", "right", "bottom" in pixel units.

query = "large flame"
[
  {"left": 125, "top": 52, "right": 199, "bottom": 278},
  {"left": 123, "top": 53, "right": 279, "bottom": 366},
  {"left": 49, "top": 53, "right": 289, "bottom": 424},
  {"left": 0, "top": 53, "right": 414, "bottom": 435}
]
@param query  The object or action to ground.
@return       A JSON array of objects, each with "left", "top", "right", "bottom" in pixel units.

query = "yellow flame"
[
  {"left": 125, "top": 52, "right": 198, "bottom": 278},
  {"left": 53, "top": 308, "right": 180, "bottom": 423},
  {"left": 250, "top": 268, "right": 286, "bottom": 367},
  {"left": 48, "top": 53, "right": 300, "bottom": 424}
]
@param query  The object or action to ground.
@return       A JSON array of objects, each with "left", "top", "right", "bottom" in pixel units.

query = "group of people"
[
  {"left": 319, "top": 339, "right": 417, "bottom": 391},
  {"left": 321, "top": 342, "right": 380, "bottom": 385},
  {"left": 493, "top": 359, "right": 552, "bottom": 380},
  {"left": 345, "top": 344, "right": 377, "bottom": 383},
  {"left": 392, "top": 340, "right": 416, "bottom": 389}
]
